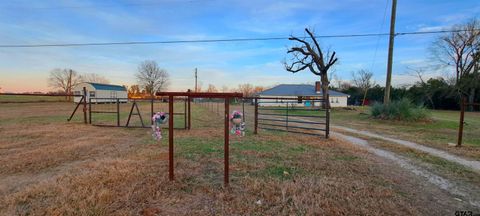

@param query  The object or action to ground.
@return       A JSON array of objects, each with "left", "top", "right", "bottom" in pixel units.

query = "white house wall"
[
  {"left": 73, "top": 83, "right": 95, "bottom": 103},
  {"left": 329, "top": 96, "right": 348, "bottom": 107},
  {"left": 258, "top": 95, "right": 348, "bottom": 107},
  {"left": 73, "top": 83, "right": 127, "bottom": 103}
]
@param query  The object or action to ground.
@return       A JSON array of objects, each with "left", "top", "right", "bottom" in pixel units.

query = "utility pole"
[
  {"left": 383, "top": 0, "right": 397, "bottom": 104},
  {"left": 194, "top": 68, "right": 198, "bottom": 92}
]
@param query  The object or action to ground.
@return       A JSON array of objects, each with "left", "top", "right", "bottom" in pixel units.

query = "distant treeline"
[{"left": 336, "top": 77, "right": 479, "bottom": 110}]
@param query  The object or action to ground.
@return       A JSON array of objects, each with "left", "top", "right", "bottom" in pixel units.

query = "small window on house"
[
  {"left": 74, "top": 91, "right": 81, "bottom": 95},
  {"left": 89, "top": 91, "right": 96, "bottom": 97},
  {"left": 297, "top": 96, "right": 303, "bottom": 104},
  {"left": 336, "top": 98, "right": 339, "bottom": 103}
]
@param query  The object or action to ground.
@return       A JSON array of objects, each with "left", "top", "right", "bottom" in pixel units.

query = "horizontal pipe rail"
[
  {"left": 258, "top": 127, "right": 323, "bottom": 136},
  {"left": 249, "top": 96, "right": 326, "bottom": 100},
  {"left": 258, "top": 112, "right": 325, "bottom": 118},
  {"left": 258, "top": 118, "right": 326, "bottom": 125},
  {"left": 283, "top": 125, "right": 326, "bottom": 131},
  {"left": 285, "top": 114, "right": 326, "bottom": 118},
  {"left": 90, "top": 111, "right": 118, "bottom": 114},
  {"left": 258, "top": 122, "right": 326, "bottom": 131},
  {"left": 257, "top": 112, "right": 288, "bottom": 117},
  {"left": 258, "top": 101, "right": 324, "bottom": 104},
  {"left": 258, "top": 107, "right": 326, "bottom": 111},
  {"left": 92, "top": 124, "right": 187, "bottom": 129},
  {"left": 258, "top": 122, "right": 288, "bottom": 128}
]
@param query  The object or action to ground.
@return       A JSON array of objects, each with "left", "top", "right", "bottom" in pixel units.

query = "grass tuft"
[{"left": 371, "top": 98, "right": 431, "bottom": 121}]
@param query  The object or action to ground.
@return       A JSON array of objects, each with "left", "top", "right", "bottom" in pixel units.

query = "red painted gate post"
[
  {"left": 254, "top": 97, "right": 258, "bottom": 134},
  {"left": 187, "top": 96, "right": 191, "bottom": 130},
  {"left": 169, "top": 95, "right": 174, "bottom": 180},
  {"left": 224, "top": 97, "right": 230, "bottom": 186}
]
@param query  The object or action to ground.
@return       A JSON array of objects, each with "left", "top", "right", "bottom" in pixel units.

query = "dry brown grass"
[{"left": 0, "top": 102, "right": 470, "bottom": 215}]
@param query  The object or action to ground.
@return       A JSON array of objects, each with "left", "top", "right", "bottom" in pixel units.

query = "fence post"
[
  {"left": 286, "top": 102, "right": 289, "bottom": 131},
  {"left": 82, "top": 87, "right": 87, "bottom": 124},
  {"left": 151, "top": 98, "right": 154, "bottom": 125},
  {"left": 224, "top": 97, "right": 230, "bottom": 186},
  {"left": 326, "top": 94, "right": 330, "bottom": 139},
  {"left": 254, "top": 97, "right": 258, "bottom": 134},
  {"left": 457, "top": 97, "right": 466, "bottom": 147},
  {"left": 117, "top": 98, "right": 120, "bottom": 127},
  {"left": 184, "top": 98, "right": 187, "bottom": 129},
  {"left": 188, "top": 96, "right": 191, "bottom": 130},
  {"left": 242, "top": 98, "right": 245, "bottom": 121},
  {"left": 169, "top": 95, "right": 174, "bottom": 180},
  {"left": 88, "top": 98, "right": 92, "bottom": 124}
]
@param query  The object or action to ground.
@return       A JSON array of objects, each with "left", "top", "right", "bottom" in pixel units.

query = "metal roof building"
[
  {"left": 73, "top": 82, "right": 127, "bottom": 103},
  {"left": 257, "top": 83, "right": 350, "bottom": 107}
]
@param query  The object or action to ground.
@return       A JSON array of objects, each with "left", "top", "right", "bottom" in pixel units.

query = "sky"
[{"left": 0, "top": 0, "right": 479, "bottom": 92}]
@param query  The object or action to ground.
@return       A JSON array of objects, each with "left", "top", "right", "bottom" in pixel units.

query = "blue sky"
[{"left": 0, "top": 0, "right": 479, "bottom": 92}]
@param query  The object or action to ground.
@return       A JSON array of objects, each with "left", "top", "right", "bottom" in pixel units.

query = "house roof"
[
  {"left": 87, "top": 82, "right": 127, "bottom": 91},
  {"left": 258, "top": 84, "right": 349, "bottom": 97}
]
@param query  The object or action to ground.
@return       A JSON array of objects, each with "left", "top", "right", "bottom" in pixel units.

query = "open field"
[
  {"left": 274, "top": 105, "right": 480, "bottom": 159},
  {"left": 1, "top": 101, "right": 479, "bottom": 215},
  {"left": 0, "top": 95, "right": 70, "bottom": 103},
  {"left": 329, "top": 107, "right": 480, "bottom": 159}
]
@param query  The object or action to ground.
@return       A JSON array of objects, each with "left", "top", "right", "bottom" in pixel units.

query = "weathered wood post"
[
  {"left": 326, "top": 94, "right": 330, "bottom": 139},
  {"left": 457, "top": 97, "right": 466, "bottom": 147},
  {"left": 82, "top": 87, "right": 87, "bottom": 124}
]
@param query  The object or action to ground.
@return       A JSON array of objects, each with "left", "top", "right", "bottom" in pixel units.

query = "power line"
[
  {"left": 0, "top": 0, "right": 204, "bottom": 10},
  {"left": 369, "top": 0, "right": 390, "bottom": 72},
  {"left": 0, "top": 29, "right": 477, "bottom": 48}
]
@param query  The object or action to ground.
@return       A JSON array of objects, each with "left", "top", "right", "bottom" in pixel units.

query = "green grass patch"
[{"left": 0, "top": 95, "right": 69, "bottom": 103}]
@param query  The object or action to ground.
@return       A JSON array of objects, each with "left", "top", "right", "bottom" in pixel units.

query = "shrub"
[{"left": 370, "top": 98, "right": 430, "bottom": 121}]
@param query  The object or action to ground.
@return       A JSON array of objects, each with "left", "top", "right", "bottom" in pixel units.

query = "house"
[
  {"left": 256, "top": 82, "right": 350, "bottom": 107},
  {"left": 73, "top": 82, "right": 128, "bottom": 103}
]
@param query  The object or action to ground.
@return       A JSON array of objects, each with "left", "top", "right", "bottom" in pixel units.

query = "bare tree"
[
  {"left": 48, "top": 68, "right": 82, "bottom": 100},
  {"left": 136, "top": 60, "right": 169, "bottom": 97},
  {"left": 285, "top": 28, "right": 338, "bottom": 108},
  {"left": 352, "top": 69, "right": 375, "bottom": 106},
  {"left": 206, "top": 84, "right": 218, "bottom": 93},
  {"left": 253, "top": 86, "right": 265, "bottom": 95},
  {"left": 82, "top": 73, "right": 110, "bottom": 84},
  {"left": 431, "top": 19, "right": 480, "bottom": 107},
  {"left": 220, "top": 85, "right": 229, "bottom": 92},
  {"left": 128, "top": 85, "right": 141, "bottom": 98},
  {"left": 237, "top": 83, "right": 254, "bottom": 97}
]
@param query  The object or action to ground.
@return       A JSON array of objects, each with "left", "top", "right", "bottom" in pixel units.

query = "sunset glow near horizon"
[{"left": 0, "top": 0, "right": 479, "bottom": 93}]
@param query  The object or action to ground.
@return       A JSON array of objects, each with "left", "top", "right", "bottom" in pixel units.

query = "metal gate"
[{"left": 254, "top": 96, "right": 330, "bottom": 138}]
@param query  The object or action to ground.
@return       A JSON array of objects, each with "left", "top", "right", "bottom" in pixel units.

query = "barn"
[
  {"left": 257, "top": 82, "right": 350, "bottom": 107},
  {"left": 73, "top": 82, "right": 128, "bottom": 103}
]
